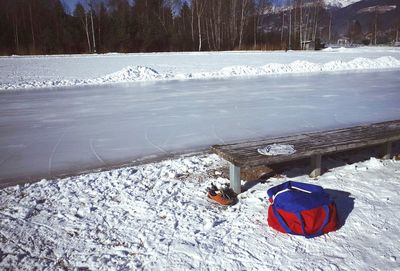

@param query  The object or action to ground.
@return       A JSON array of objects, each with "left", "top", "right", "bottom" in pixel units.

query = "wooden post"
[
  {"left": 382, "top": 141, "right": 392, "bottom": 160},
  {"left": 310, "top": 154, "right": 322, "bottom": 178},
  {"left": 229, "top": 162, "right": 241, "bottom": 194}
]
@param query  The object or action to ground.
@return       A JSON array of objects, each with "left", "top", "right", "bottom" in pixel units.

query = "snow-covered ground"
[
  {"left": 1, "top": 46, "right": 400, "bottom": 270},
  {"left": 1, "top": 47, "right": 400, "bottom": 90},
  {"left": 1, "top": 150, "right": 400, "bottom": 270}
]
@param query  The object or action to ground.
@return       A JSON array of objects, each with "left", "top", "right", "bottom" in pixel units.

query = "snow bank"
[
  {"left": 96, "top": 66, "right": 164, "bottom": 82},
  {"left": 1, "top": 56, "right": 399, "bottom": 90},
  {"left": 1, "top": 153, "right": 400, "bottom": 270},
  {"left": 200, "top": 56, "right": 400, "bottom": 78}
]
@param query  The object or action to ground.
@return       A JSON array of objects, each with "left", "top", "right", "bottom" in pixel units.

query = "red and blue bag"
[{"left": 267, "top": 181, "right": 338, "bottom": 238}]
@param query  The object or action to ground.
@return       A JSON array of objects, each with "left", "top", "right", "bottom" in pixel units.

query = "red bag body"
[{"left": 267, "top": 181, "right": 338, "bottom": 238}]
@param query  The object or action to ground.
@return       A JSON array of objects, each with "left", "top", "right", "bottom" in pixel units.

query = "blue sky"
[{"left": 63, "top": 0, "right": 80, "bottom": 13}]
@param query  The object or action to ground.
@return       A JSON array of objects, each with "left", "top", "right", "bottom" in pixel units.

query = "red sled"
[{"left": 267, "top": 181, "right": 338, "bottom": 238}]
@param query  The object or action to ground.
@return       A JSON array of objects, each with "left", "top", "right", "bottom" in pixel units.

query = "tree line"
[{"left": 0, "top": 0, "right": 333, "bottom": 55}]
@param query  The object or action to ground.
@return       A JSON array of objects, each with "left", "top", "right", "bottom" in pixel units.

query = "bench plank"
[
  {"left": 212, "top": 120, "right": 400, "bottom": 167},
  {"left": 211, "top": 120, "right": 400, "bottom": 193}
]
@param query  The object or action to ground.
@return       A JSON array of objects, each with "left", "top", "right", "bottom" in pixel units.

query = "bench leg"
[
  {"left": 229, "top": 163, "right": 241, "bottom": 194},
  {"left": 310, "top": 154, "right": 322, "bottom": 178},
  {"left": 382, "top": 141, "right": 392, "bottom": 160}
]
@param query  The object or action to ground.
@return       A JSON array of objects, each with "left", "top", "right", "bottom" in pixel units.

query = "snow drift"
[
  {"left": 1, "top": 56, "right": 399, "bottom": 90},
  {"left": 98, "top": 66, "right": 163, "bottom": 82}
]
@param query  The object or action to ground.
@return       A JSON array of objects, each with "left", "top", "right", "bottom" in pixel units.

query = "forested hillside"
[
  {"left": 1, "top": 0, "right": 398, "bottom": 55},
  {"left": 0, "top": 0, "right": 275, "bottom": 55}
]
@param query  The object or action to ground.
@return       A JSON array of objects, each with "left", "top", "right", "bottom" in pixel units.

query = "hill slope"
[{"left": 332, "top": 0, "right": 400, "bottom": 41}]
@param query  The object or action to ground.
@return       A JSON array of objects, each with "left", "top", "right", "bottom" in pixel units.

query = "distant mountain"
[
  {"left": 325, "top": 0, "right": 361, "bottom": 8},
  {"left": 272, "top": 0, "right": 362, "bottom": 8},
  {"left": 261, "top": 0, "right": 399, "bottom": 48},
  {"left": 332, "top": 0, "right": 400, "bottom": 40}
]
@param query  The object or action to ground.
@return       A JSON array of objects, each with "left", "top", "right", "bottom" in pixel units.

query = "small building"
[
  {"left": 337, "top": 38, "right": 350, "bottom": 47},
  {"left": 301, "top": 40, "right": 315, "bottom": 50}
]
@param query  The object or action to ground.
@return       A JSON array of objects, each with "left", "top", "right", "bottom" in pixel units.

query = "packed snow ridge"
[
  {"left": 99, "top": 66, "right": 162, "bottom": 82},
  {"left": 1, "top": 56, "right": 400, "bottom": 90}
]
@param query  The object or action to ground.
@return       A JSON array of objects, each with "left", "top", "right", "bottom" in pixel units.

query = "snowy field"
[
  {"left": 1, "top": 47, "right": 400, "bottom": 270},
  {"left": 1, "top": 151, "right": 400, "bottom": 270},
  {"left": 1, "top": 46, "right": 400, "bottom": 90}
]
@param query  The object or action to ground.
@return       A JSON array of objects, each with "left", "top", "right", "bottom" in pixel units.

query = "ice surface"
[{"left": 0, "top": 70, "right": 399, "bottom": 184}]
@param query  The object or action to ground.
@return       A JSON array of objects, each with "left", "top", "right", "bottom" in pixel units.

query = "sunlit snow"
[
  {"left": 0, "top": 47, "right": 400, "bottom": 271},
  {"left": 1, "top": 47, "right": 400, "bottom": 90},
  {"left": 1, "top": 153, "right": 400, "bottom": 270}
]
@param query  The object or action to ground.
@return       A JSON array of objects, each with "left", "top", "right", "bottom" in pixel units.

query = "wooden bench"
[{"left": 211, "top": 120, "right": 400, "bottom": 194}]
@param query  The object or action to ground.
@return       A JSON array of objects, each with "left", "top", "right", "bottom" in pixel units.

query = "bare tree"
[
  {"left": 29, "top": 3, "right": 35, "bottom": 53},
  {"left": 193, "top": 0, "right": 207, "bottom": 51},
  {"left": 245, "top": 0, "right": 270, "bottom": 49},
  {"left": 299, "top": 0, "right": 303, "bottom": 49},
  {"left": 328, "top": 10, "right": 332, "bottom": 43},
  {"left": 289, "top": 0, "right": 292, "bottom": 49},
  {"left": 88, "top": 0, "right": 97, "bottom": 53},
  {"left": 74, "top": 3, "right": 92, "bottom": 53},
  {"left": 238, "top": 0, "right": 251, "bottom": 49},
  {"left": 374, "top": 7, "right": 378, "bottom": 45}
]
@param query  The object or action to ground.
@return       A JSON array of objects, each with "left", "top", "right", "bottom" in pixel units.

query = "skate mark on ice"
[
  {"left": 48, "top": 131, "right": 66, "bottom": 176},
  {"left": 238, "top": 123, "right": 265, "bottom": 140},
  {"left": 161, "top": 129, "right": 175, "bottom": 149},
  {"left": 0, "top": 144, "right": 29, "bottom": 168},
  {"left": 333, "top": 113, "right": 346, "bottom": 125},
  {"left": 89, "top": 139, "right": 106, "bottom": 165},
  {"left": 301, "top": 118, "right": 315, "bottom": 129},
  {"left": 0, "top": 151, "right": 13, "bottom": 168},
  {"left": 213, "top": 124, "right": 226, "bottom": 144},
  {"left": 145, "top": 128, "right": 167, "bottom": 154}
]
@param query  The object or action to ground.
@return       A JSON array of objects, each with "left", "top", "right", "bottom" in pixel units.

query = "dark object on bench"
[{"left": 211, "top": 120, "right": 400, "bottom": 194}]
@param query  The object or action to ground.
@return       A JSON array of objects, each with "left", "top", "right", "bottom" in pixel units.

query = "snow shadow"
[
  {"left": 242, "top": 180, "right": 264, "bottom": 193},
  {"left": 322, "top": 142, "right": 400, "bottom": 174},
  {"left": 241, "top": 171, "right": 276, "bottom": 192},
  {"left": 274, "top": 142, "right": 400, "bottom": 179},
  {"left": 325, "top": 189, "right": 355, "bottom": 229}
]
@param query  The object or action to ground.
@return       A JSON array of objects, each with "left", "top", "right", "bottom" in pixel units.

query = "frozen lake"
[{"left": 1, "top": 70, "right": 400, "bottom": 185}]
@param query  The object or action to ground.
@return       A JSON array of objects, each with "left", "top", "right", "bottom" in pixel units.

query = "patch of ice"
[{"left": 257, "top": 144, "right": 296, "bottom": 156}]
